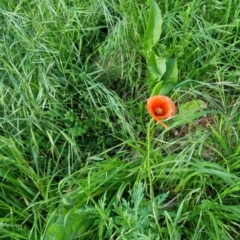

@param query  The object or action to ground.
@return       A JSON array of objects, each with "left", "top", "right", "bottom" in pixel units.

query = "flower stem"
[{"left": 146, "top": 119, "right": 161, "bottom": 233}]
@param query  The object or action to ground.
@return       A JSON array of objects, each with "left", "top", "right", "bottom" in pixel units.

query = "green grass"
[{"left": 0, "top": 0, "right": 239, "bottom": 239}]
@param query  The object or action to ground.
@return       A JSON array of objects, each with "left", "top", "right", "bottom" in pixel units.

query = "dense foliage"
[{"left": 0, "top": 0, "right": 239, "bottom": 239}]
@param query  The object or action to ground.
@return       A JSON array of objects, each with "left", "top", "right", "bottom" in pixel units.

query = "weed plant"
[{"left": 0, "top": 0, "right": 239, "bottom": 239}]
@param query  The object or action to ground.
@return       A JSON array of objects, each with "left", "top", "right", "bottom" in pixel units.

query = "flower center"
[{"left": 155, "top": 107, "right": 163, "bottom": 115}]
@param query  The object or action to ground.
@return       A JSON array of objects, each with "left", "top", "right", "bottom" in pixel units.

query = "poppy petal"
[{"left": 146, "top": 95, "right": 176, "bottom": 128}]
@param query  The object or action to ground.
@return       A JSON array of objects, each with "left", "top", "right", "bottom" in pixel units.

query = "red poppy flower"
[{"left": 146, "top": 95, "right": 176, "bottom": 129}]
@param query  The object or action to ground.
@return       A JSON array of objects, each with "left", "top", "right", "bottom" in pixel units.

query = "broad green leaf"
[
  {"left": 43, "top": 212, "right": 91, "bottom": 240},
  {"left": 143, "top": 0, "right": 163, "bottom": 55},
  {"left": 179, "top": 100, "right": 207, "bottom": 115},
  {"left": 159, "top": 82, "right": 174, "bottom": 95},
  {"left": 153, "top": 53, "right": 166, "bottom": 77},
  {"left": 147, "top": 51, "right": 166, "bottom": 90},
  {"left": 151, "top": 81, "right": 163, "bottom": 96},
  {"left": 161, "top": 58, "right": 178, "bottom": 83},
  {"left": 174, "top": 99, "right": 207, "bottom": 123}
]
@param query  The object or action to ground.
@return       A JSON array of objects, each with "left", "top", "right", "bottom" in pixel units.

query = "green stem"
[{"left": 146, "top": 119, "right": 161, "bottom": 233}]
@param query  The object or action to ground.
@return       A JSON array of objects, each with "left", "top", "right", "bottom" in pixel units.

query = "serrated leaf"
[
  {"left": 143, "top": 0, "right": 163, "bottom": 55},
  {"left": 43, "top": 212, "right": 91, "bottom": 240},
  {"left": 161, "top": 58, "right": 178, "bottom": 84},
  {"left": 132, "top": 182, "right": 144, "bottom": 213},
  {"left": 155, "top": 192, "right": 169, "bottom": 206}
]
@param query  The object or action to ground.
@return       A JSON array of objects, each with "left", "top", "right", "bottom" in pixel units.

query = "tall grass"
[{"left": 0, "top": 0, "right": 239, "bottom": 239}]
